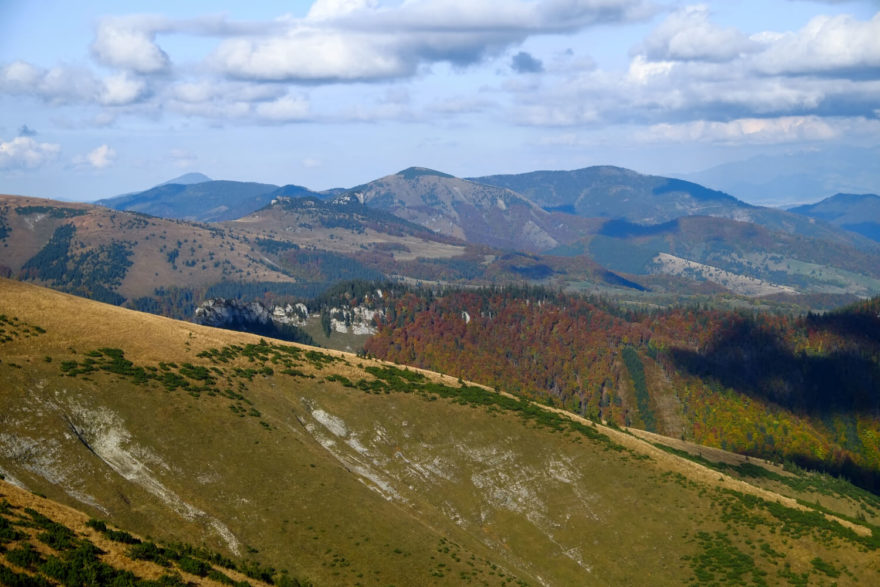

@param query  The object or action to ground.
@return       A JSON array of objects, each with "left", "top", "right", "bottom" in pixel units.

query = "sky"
[{"left": 1, "top": 0, "right": 879, "bottom": 202}]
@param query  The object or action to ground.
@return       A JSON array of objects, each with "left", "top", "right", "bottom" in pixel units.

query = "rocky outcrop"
[
  {"left": 194, "top": 297, "right": 384, "bottom": 342},
  {"left": 194, "top": 298, "right": 312, "bottom": 344},
  {"left": 195, "top": 298, "right": 308, "bottom": 328},
  {"left": 326, "top": 306, "right": 383, "bottom": 336}
]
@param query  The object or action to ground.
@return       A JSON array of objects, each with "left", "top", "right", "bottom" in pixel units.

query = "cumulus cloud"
[
  {"left": 171, "top": 81, "right": 213, "bottom": 104},
  {"left": 254, "top": 94, "right": 310, "bottom": 121},
  {"left": 641, "top": 5, "right": 757, "bottom": 62},
  {"left": 508, "top": 52, "right": 880, "bottom": 133},
  {"left": 3, "top": 1, "right": 877, "bottom": 143},
  {"left": 640, "top": 116, "right": 841, "bottom": 144},
  {"left": 214, "top": 31, "right": 410, "bottom": 81},
  {"left": 511, "top": 51, "right": 544, "bottom": 73},
  {"left": 0, "top": 136, "right": 60, "bottom": 169},
  {"left": 499, "top": 7, "right": 880, "bottom": 137},
  {"left": 0, "top": 61, "right": 99, "bottom": 103},
  {"left": 636, "top": 8, "right": 880, "bottom": 81},
  {"left": 0, "top": 60, "right": 148, "bottom": 107},
  {"left": 75, "top": 144, "right": 117, "bottom": 169},
  {"left": 91, "top": 15, "right": 171, "bottom": 74},
  {"left": 100, "top": 73, "right": 147, "bottom": 105},
  {"left": 211, "top": 0, "right": 652, "bottom": 82},
  {"left": 308, "top": 0, "right": 378, "bottom": 20},
  {"left": 755, "top": 12, "right": 880, "bottom": 76}
]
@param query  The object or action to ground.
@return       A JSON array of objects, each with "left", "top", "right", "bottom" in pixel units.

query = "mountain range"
[
  {"left": 13, "top": 162, "right": 869, "bottom": 306},
  {"left": 100, "top": 163, "right": 880, "bottom": 248},
  {"left": 97, "top": 178, "right": 328, "bottom": 223}
]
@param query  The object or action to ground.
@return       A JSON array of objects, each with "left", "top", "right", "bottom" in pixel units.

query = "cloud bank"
[{"left": 0, "top": 0, "right": 877, "bottom": 149}]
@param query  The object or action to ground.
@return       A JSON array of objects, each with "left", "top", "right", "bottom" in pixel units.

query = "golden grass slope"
[
  {"left": 1, "top": 278, "right": 880, "bottom": 585},
  {"left": 0, "top": 479, "right": 271, "bottom": 586},
  {"left": 0, "top": 194, "right": 294, "bottom": 300}
]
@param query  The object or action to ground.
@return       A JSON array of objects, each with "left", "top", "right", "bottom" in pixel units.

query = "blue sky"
[{"left": 1, "top": 0, "right": 879, "bottom": 202}]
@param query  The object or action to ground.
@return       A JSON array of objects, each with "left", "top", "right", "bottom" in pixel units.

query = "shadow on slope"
[{"left": 671, "top": 314, "right": 880, "bottom": 492}]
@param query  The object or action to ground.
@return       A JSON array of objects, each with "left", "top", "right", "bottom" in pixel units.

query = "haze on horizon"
[{"left": 1, "top": 0, "right": 879, "bottom": 204}]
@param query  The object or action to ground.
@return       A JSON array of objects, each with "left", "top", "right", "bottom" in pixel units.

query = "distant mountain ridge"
[
  {"left": 340, "top": 167, "right": 593, "bottom": 251},
  {"left": 471, "top": 165, "right": 880, "bottom": 254},
  {"left": 683, "top": 146, "right": 880, "bottom": 207},
  {"left": 20, "top": 163, "right": 880, "bottom": 302},
  {"left": 97, "top": 180, "right": 282, "bottom": 222},
  {"left": 790, "top": 193, "right": 880, "bottom": 242},
  {"left": 558, "top": 215, "right": 880, "bottom": 297},
  {"left": 96, "top": 165, "right": 877, "bottom": 253},
  {"left": 156, "top": 171, "right": 212, "bottom": 186},
  {"left": 97, "top": 177, "right": 330, "bottom": 222},
  {"left": 471, "top": 165, "right": 748, "bottom": 223}
]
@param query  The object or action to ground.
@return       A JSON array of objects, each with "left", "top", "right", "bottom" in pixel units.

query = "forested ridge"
[{"left": 364, "top": 287, "right": 880, "bottom": 492}]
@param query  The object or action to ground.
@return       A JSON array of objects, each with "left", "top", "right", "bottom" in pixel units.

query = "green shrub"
[{"left": 5, "top": 543, "right": 44, "bottom": 570}]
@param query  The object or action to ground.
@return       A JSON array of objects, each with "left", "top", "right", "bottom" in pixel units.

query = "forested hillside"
[{"left": 365, "top": 287, "right": 880, "bottom": 492}]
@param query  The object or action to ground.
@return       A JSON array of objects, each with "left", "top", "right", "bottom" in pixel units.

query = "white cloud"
[
  {"left": 308, "top": 0, "right": 378, "bottom": 20},
  {"left": 0, "top": 60, "right": 41, "bottom": 89},
  {"left": 172, "top": 81, "right": 215, "bottom": 103},
  {"left": 641, "top": 4, "right": 757, "bottom": 63},
  {"left": 100, "top": 73, "right": 147, "bottom": 105},
  {"left": 254, "top": 94, "right": 310, "bottom": 121},
  {"left": 635, "top": 9, "right": 880, "bottom": 82},
  {"left": 0, "top": 61, "right": 99, "bottom": 104},
  {"left": 640, "top": 116, "right": 841, "bottom": 145},
  {"left": 3, "top": 1, "right": 877, "bottom": 140},
  {"left": 627, "top": 55, "right": 674, "bottom": 84},
  {"left": 506, "top": 5, "right": 880, "bottom": 136},
  {"left": 210, "top": 0, "right": 653, "bottom": 82},
  {"left": 76, "top": 144, "right": 117, "bottom": 169},
  {"left": 91, "top": 15, "right": 171, "bottom": 74},
  {"left": 0, "top": 136, "right": 60, "bottom": 169},
  {"left": 755, "top": 12, "right": 880, "bottom": 76},
  {"left": 214, "top": 30, "right": 410, "bottom": 81}
]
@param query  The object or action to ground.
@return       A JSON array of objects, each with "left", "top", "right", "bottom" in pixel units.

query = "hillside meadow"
[{"left": 1, "top": 279, "right": 879, "bottom": 585}]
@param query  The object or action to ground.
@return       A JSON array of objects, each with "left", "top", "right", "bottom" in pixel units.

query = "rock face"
[
  {"left": 194, "top": 298, "right": 384, "bottom": 340},
  {"left": 195, "top": 298, "right": 309, "bottom": 329},
  {"left": 193, "top": 298, "right": 312, "bottom": 343},
  {"left": 326, "top": 306, "right": 383, "bottom": 335}
]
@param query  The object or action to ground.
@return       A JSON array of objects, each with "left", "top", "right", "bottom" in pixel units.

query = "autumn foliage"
[{"left": 365, "top": 287, "right": 880, "bottom": 491}]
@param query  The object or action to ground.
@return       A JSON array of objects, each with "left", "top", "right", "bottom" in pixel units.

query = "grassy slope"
[
  {"left": 0, "top": 194, "right": 292, "bottom": 300},
  {"left": 0, "top": 480, "right": 271, "bottom": 586},
  {"left": 1, "top": 278, "right": 879, "bottom": 585}
]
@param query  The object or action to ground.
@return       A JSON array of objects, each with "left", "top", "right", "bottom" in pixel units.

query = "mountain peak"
[
  {"left": 827, "top": 192, "right": 880, "bottom": 203},
  {"left": 395, "top": 167, "right": 456, "bottom": 180},
  {"left": 157, "top": 172, "right": 212, "bottom": 187}
]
